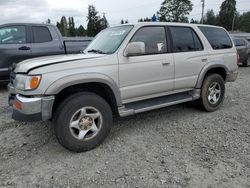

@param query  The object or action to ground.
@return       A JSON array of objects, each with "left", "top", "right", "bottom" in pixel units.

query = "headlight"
[{"left": 14, "top": 74, "right": 41, "bottom": 91}]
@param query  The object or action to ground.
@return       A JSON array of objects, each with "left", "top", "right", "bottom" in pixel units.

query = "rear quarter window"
[
  {"left": 32, "top": 26, "right": 52, "bottom": 43},
  {"left": 198, "top": 26, "right": 232, "bottom": 50}
]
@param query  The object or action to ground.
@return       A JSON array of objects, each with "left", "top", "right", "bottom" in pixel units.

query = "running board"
[{"left": 119, "top": 90, "right": 200, "bottom": 117}]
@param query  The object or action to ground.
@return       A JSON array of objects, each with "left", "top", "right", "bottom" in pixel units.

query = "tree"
[
  {"left": 203, "top": 9, "right": 217, "bottom": 25},
  {"left": 77, "top": 25, "right": 87, "bottom": 36},
  {"left": 68, "top": 17, "right": 76, "bottom": 37},
  {"left": 157, "top": 0, "right": 193, "bottom": 22},
  {"left": 46, "top": 19, "right": 51, "bottom": 24},
  {"left": 218, "top": 0, "right": 236, "bottom": 30},
  {"left": 58, "top": 16, "right": 68, "bottom": 37},
  {"left": 87, "top": 5, "right": 102, "bottom": 37},
  {"left": 190, "top": 18, "right": 199, "bottom": 24},
  {"left": 100, "top": 13, "right": 109, "bottom": 30},
  {"left": 138, "top": 17, "right": 151, "bottom": 22},
  {"left": 121, "top": 19, "right": 128, "bottom": 24},
  {"left": 239, "top": 11, "right": 250, "bottom": 32}
]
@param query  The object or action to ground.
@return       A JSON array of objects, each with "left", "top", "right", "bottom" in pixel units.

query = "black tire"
[
  {"left": 198, "top": 74, "right": 225, "bottom": 112},
  {"left": 243, "top": 56, "right": 250, "bottom": 67},
  {"left": 53, "top": 92, "right": 113, "bottom": 152}
]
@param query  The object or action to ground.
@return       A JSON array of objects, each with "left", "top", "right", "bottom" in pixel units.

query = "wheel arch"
[
  {"left": 45, "top": 73, "right": 122, "bottom": 115},
  {"left": 196, "top": 64, "right": 228, "bottom": 88}
]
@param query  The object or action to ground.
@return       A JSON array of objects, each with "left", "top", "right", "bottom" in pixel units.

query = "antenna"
[{"left": 201, "top": 0, "right": 205, "bottom": 24}]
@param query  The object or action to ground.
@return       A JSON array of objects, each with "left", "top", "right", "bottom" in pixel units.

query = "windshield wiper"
[{"left": 87, "top": 49, "right": 106, "bottom": 54}]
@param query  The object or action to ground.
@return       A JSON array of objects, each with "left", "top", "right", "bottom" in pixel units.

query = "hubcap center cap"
[{"left": 79, "top": 116, "right": 93, "bottom": 130}]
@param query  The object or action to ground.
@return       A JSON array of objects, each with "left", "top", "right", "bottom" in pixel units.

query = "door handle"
[
  {"left": 162, "top": 62, "right": 171, "bottom": 66},
  {"left": 201, "top": 58, "right": 208, "bottom": 62},
  {"left": 18, "top": 46, "right": 30, "bottom": 51}
]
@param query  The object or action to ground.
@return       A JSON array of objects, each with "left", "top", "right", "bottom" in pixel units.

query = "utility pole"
[
  {"left": 232, "top": 12, "right": 236, "bottom": 31},
  {"left": 201, "top": 0, "right": 205, "bottom": 24}
]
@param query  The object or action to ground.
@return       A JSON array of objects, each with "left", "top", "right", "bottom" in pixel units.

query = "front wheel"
[
  {"left": 53, "top": 92, "right": 113, "bottom": 152},
  {"left": 198, "top": 74, "right": 225, "bottom": 112}
]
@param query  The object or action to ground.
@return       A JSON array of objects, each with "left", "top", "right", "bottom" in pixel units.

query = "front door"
[
  {"left": 118, "top": 26, "right": 174, "bottom": 103},
  {"left": 0, "top": 25, "right": 31, "bottom": 77}
]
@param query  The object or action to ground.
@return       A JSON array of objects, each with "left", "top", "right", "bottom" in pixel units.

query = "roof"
[
  {"left": 119, "top": 22, "right": 224, "bottom": 29},
  {"left": 0, "top": 23, "right": 53, "bottom": 27}
]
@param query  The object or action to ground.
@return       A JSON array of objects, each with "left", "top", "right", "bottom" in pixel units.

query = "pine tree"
[
  {"left": 100, "top": 13, "right": 109, "bottom": 30},
  {"left": 59, "top": 16, "right": 68, "bottom": 37},
  {"left": 68, "top": 17, "right": 76, "bottom": 37},
  {"left": 218, "top": 0, "right": 236, "bottom": 30},
  {"left": 203, "top": 9, "right": 217, "bottom": 25},
  {"left": 77, "top": 25, "right": 87, "bottom": 36},
  {"left": 87, "top": 5, "right": 102, "bottom": 37}
]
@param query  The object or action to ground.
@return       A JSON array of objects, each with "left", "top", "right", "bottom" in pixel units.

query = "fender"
[
  {"left": 195, "top": 62, "right": 229, "bottom": 89},
  {"left": 45, "top": 73, "right": 122, "bottom": 107}
]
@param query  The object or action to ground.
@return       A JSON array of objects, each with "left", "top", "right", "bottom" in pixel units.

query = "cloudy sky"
[{"left": 0, "top": 0, "right": 249, "bottom": 27}]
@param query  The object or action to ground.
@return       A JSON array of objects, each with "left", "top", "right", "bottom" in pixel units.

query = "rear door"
[
  {"left": 168, "top": 26, "right": 208, "bottom": 90},
  {"left": 30, "top": 26, "right": 64, "bottom": 58},
  {"left": 0, "top": 25, "right": 31, "bottom": 74}
]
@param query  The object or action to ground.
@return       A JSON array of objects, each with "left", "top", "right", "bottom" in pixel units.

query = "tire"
[
  {"left": 53, "top": 92, "right": 113, "bottom": 152},
  {"left": 243, "top": 56, "right": 250, "bottom": 67},
  {"left": 198, "top": 74, "right": 225, "bottom": 112}
]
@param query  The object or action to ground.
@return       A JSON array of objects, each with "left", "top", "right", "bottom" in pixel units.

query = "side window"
[
  {"left": 131, "top": 27, "right": 167, "bottom": 55},
  {"left": 198, "top": 26, "right": 232, "bottom": 50},
  {"left": 169, "top": 26, "right": 203, "bottom": 53},
  {"left": 0, "top": 26, "right": 26, "bottom": 44},
  {"left": 32, "top": 26, "right": 52, "bottom": 43},
  {"left": 234, "top": 39, "right": 246, "bottom": 47}
]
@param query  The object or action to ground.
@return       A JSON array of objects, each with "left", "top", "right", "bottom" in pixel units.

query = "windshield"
[{"left": 85, "top": 25, "right": 133, "bottom": 54}]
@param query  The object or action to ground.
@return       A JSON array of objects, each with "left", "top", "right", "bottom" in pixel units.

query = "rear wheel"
[
  {"left": 198, "top": 74, "right": 225, "bottom": 112},
  {"left": 53, "top": 92, "right": 113, "bottom": 152}
]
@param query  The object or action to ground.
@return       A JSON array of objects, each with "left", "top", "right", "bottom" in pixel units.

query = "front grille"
[
  {"left": 9, "top": 63, "right": 16, "bottom": 85},
  {"left": 10, "top": 71, "right": 16, "bottom": 85}
]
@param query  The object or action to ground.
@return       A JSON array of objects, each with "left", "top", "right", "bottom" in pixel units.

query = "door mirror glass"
[{"left": 125, "top": 42, "right": 145, "bottom": 56}]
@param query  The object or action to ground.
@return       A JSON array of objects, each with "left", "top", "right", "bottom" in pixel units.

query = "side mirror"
[{"left": 125, "top": 42, "right": 145, "bottom": 57}]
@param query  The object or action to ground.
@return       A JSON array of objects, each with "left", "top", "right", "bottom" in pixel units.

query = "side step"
[{"left": 119, "top": 90, "right": 200, "bottom": 117}]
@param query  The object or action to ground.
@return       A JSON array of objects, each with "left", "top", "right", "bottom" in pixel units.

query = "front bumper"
[
  {"left": 226, "top": 70, "right": 238, "bottom": 82},
  {"left": 8, "top": 84, "right": 55, "bottom": 122}
]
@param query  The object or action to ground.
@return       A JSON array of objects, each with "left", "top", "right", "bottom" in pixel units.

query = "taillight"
[{"left": 237, "top": 53, "right": 240, "bottom": 66}]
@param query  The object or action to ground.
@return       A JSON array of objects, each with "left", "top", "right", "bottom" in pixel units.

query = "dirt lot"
[{"left": 0, "top": 68, "right": 249, "bottom": 188}]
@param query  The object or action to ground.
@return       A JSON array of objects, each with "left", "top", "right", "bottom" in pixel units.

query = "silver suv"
[{"left": 8, "top": 23, "right": 238, "bottom": 152}]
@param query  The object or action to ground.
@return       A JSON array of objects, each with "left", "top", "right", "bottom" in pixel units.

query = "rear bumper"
[
  {"left": 226, "top": 70, "right": 238, "bottom": 82},
  {"left": 8, "top": 84, "right": 55, "bottom": 122}
]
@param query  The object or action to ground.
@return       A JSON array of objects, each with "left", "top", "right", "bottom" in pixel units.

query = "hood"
[{"left": 14, "top": 53, "right": 105, "bottom": 73}]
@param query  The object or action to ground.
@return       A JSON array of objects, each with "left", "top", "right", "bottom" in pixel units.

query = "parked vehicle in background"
[
  {"left": 233, "top": 38, "right": 250, "bottom": 67},
  {"left": 8, "top": 23, "right": 238, "bottom": 152},
  {"left": 0, "top": 23, "right": 92, "bottom": 83},
  {"left": 230, "top": 32, "right": 250, "bottom": 42}
]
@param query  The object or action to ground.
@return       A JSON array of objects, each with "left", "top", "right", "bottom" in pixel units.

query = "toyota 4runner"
[{"left": 8, "top": 22, "right": 238, "bottom": 152}]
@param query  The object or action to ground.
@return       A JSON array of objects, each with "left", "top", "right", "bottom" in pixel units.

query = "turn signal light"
[
  {"left": 29, "top": 76, "right": 40, "bottom": 90},
  {"left": 13, "top": 101, "right": 22, "bottom": 110}
]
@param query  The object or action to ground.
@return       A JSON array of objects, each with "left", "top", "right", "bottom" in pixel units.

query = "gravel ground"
[{"left": 0, "top": 68, "right": 249, "bottom": 188}]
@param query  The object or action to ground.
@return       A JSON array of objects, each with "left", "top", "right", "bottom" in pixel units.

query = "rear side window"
[
  {"left": 32, "top": 26, "right": 52, "bottom": 43},
  {"left": 0, "top": 26, "right": 26, "bottom": 44},
  {"left": 131, "top": 27, "right": 167, "bottom": 55},
  {"left": 234, "top": 39, "right": 246, "bottom": 47},
  {"left": 169, "top": 26, "right": 203, "bottom": 53},
  {"left": 199, "top": 26, "right": 232, "bottom": 50}
]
